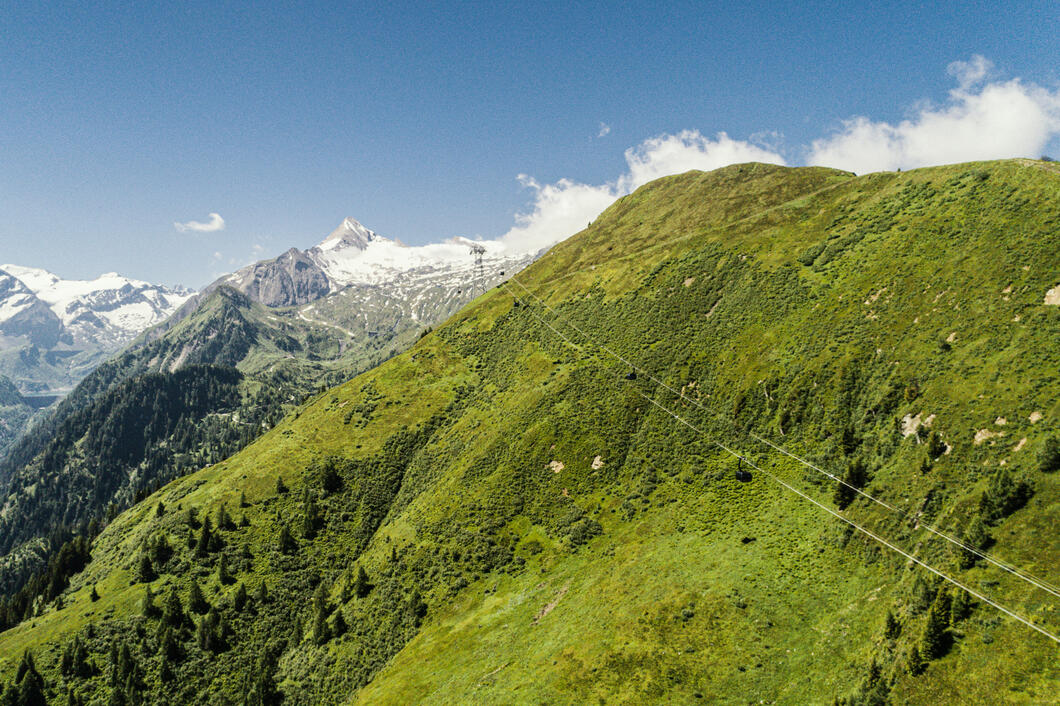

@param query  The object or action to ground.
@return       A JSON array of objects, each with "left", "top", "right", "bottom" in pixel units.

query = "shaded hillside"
[{"left": 1, "top": 161, "right": 1058, "bottom": 704}]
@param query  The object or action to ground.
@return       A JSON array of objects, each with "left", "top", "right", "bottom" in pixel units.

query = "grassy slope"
[{"left": 2, "top": 160, "right": 1059, "bottom": 704}]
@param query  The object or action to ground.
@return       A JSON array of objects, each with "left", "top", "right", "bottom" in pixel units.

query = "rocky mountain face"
[{"left": 215, "top": 217, "right": 534, "bottom": 310}]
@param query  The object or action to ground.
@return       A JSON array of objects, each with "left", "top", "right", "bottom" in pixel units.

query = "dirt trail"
[{"left": 532, "top": 584, "right": 569, "bottom": 624}]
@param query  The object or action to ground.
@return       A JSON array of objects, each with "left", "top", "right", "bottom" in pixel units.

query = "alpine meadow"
[{"left": 2, "top": 160, "right": 1059, "bottom": 703}]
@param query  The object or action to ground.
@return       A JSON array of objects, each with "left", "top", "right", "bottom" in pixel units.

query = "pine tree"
[
  {"left": 245, "top": 649, "right": 282, "bottom": 706},
  {"left": 286, "top": 614, "right": 304, "bottom": 649},
  {"left": 353, "top": 565, "right": 371, "bottom": 598},
  {"left": 255, "top": 580, "right": 269, "bottom": 604},
  {"left": 883, "top": 610, "right": 901, "bottom": 639},
  {"left": 90, "top": 585, "right": 100, "bottom": 602},
  {"left": 833, "top": 457, "right": 868, "bottom": 510},
  {"left": 140, "top": 586, "right": 158, "bottom": 619},
  {"left": 920, "top": 591, "right": 951, "bottom": 660},
  {"left": 907, "top": 644, "right": 925, "bottom": 675},
  {"left": 275, "top": 477, "right": 288, "bottom": 494},
  {"left": 957, "top": 515, "right": 990, "bottom": 569},
  {"left": 162, "top": 587, "right": 184, "bottom": 627},
  {"left": 216, "top": 554, "right": 234, "bottom": 585},
  {"left": 188, "top": 580, "right": 208, "bottom": 615},
  {"left": 233, "top": 582, "right": 248, "bottom": 612},
  {"left": 149, "top": 534, "right": 172, "bottom": 568},
  {"left": 1038, "top": 436, "right": 1060, "bottom": 473},
  {"left": 311, "top": 584, "right": 331, "bottom": 645},
  {"left": 331, "top": 608, "right": 348, "bottom": 638},
  {"left": 195, "top": 516, "right": 213, "bottom": 558},
  {"left": 950, "top": 589, "right": 972, "bottom": 625},
  {"left": 406, "top": 589, "right": 428, "bottom": 625},
  {"left": 302, "top": 494, "right": 322, "bottom": 540},
  {"left": 277, "top": 525, "right": 296, "bottom": 554},
  {"left": 215, "top": 504, "right": 233, "bottom": 531},
  {"left": 320, "top": 460, "right": 343, "bottom": 495},
  {"left": 135, "top": 554, "right": 155, "bottom": 584},
  {"left": 239, "top": 490, "right": 249, "bottom": 508},
  {"left": 158, "top": 626, "right": 181, "bottom": 663},
  {"left": 13, "top": 651, "right": 47, "bottom": 706}
]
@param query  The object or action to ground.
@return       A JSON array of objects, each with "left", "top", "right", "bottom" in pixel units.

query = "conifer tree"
[
  {"left": 331, "top": 608, "right": 348, "bottom": 639},
  {"left": 255, "top": 580, "right": 269, "bottom": 604},
  {"left": 135, "top": 554, "right": 155, "bottom": 584},
  {"left": 883, "top": 610, "right": 901, "bottom": 639},
  {"left": 277, "top": 525, "right": 296, "bottom": 554},
  {"left": 312, "top": 584, "right": 331, "bottom": 645},
  {"left": 950, "top": 589, "right": 972, "bottom": 625},
  {"left": 353, "top": 565, "right": 371, "bottom": 599},
  {"left": 957, "top": 515, "right": 990, "bottom": 569},
  {"left": 302, "top": 493, "right": 322, "bottom": 540},
  {"left": 140, "top": 586, "right": 158, "bottom": 619},
  {"left": 162, "top": 586, "right": 184, "bottom": 627},
  {"left": 245, "top": 649, "right": 282, "bottom": 706},
  {"left": 216, "top": 554, "right": 234, "bottom": 585},
  {"left": 233, "top": 582, "right": 248, "bottom": 612},
  {"left": 833, "top": 457, "right": 868, "bottom": 510},
  {"left": 188, "top": 580, "right": 208, "bottom": 615},
  {"left": 920, "top": 591, "right": 951, "bottom": 660},
  {"left": 1038, "top": 436, "right": 1060, "bottom": 473},
  {"left": 195, "top": 516, "right": 213, "bottom": 558},
  {"left": 907, "top": 644, "right": 925, "bottom": 675},
  {"left": 12, "top": 650, "right": 47, "bottom": 706}
]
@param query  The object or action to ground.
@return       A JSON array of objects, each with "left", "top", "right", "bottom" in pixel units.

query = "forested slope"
[{"left": 0, "top": 160, "right": 1058, "bottom": 704}]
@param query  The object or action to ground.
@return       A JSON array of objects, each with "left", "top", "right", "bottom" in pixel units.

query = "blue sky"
[{"left": 2, "top": 1, "right": 1059, "bottom": 288}]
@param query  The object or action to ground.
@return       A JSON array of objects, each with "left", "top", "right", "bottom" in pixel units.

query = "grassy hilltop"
[{"left": 1, "top": 160, "right": 1058, "bottom": 704}]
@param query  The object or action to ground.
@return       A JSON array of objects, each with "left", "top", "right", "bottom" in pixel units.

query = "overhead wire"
[
  {"left": 630, "top": 387, "right": 1060, "bottom": 646},
  {"left": 506, "top": 275, "right": 1060, "bottom": 601},
  {"left": 501, "top": 277, "right": 1060, "bottom": 644}
]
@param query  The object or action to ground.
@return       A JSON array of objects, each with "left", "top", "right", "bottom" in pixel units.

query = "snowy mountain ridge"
[
  {"left": 0, "top": 263, "right": 194, "bottom": 348},
  {"left": 219, "top": 217, "right": 534, "bottom": 309}
]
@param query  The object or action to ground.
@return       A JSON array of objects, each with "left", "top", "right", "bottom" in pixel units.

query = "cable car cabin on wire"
[{"left": 735, "top": 458, "right": 753, "bottom": 482}]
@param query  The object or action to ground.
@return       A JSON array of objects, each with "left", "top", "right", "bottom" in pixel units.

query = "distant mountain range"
[
  {"left": 0, "top": 217, "right": 535, "bottom": 592},
  {"left": 0, "top": 265, "right": 194, "bottom": 392},
  {"left": 0, "top": 219, "right": 534, "bottom": 458}
]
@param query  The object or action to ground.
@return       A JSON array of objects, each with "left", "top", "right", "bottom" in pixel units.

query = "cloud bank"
[
  {"left": 175, "top": 212, "right": 225, "bottom": 233},
  {"left": 499, "top": 130, "right": 784, "bottom": 252},
  {"left": 496, "top": 57, "right": 1060, "bottom": 255},
  {"left": 807, "top": 56, "right": 1060, "bottom": 174}
]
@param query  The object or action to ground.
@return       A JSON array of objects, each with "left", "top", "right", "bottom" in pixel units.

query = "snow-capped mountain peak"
[{"left": 317, "top": 217, "right": 383, "bottom": 252}]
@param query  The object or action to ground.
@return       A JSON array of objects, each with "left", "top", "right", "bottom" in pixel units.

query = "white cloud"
[
  {"left": 498, "top": 130, "right": 785, "bottom": 253},
  {"left": 947, "top": 54, "right": 992, "bottom": 90},
  {"left": 808, "top": 58, "right": 1060, "bottom": 173},
  {"left": 175, "top": 212, "right": 225, "bottom": 233},
  {"left": 597, "top": 122, "right": 611, "bottom": 138}
]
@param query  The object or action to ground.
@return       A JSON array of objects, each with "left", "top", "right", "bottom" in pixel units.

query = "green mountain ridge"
[{"left": 1, "top": 160, "right": 1058, "bottom": 704}]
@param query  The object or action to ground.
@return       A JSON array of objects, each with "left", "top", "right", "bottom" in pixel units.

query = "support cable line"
[
  {"left": 505, "top": 276, "right": 1060, "bottom": 604},
  {"left": 627, "top": 387, "right": 1060, "bottom": 646}
]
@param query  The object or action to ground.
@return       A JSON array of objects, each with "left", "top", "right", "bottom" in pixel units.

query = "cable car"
[
  {"left": 735, "top": 458, "right": 753, "bottom": 482},
  {"left": 624, "top": 371, "right": 637, "bottom": 380}
]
